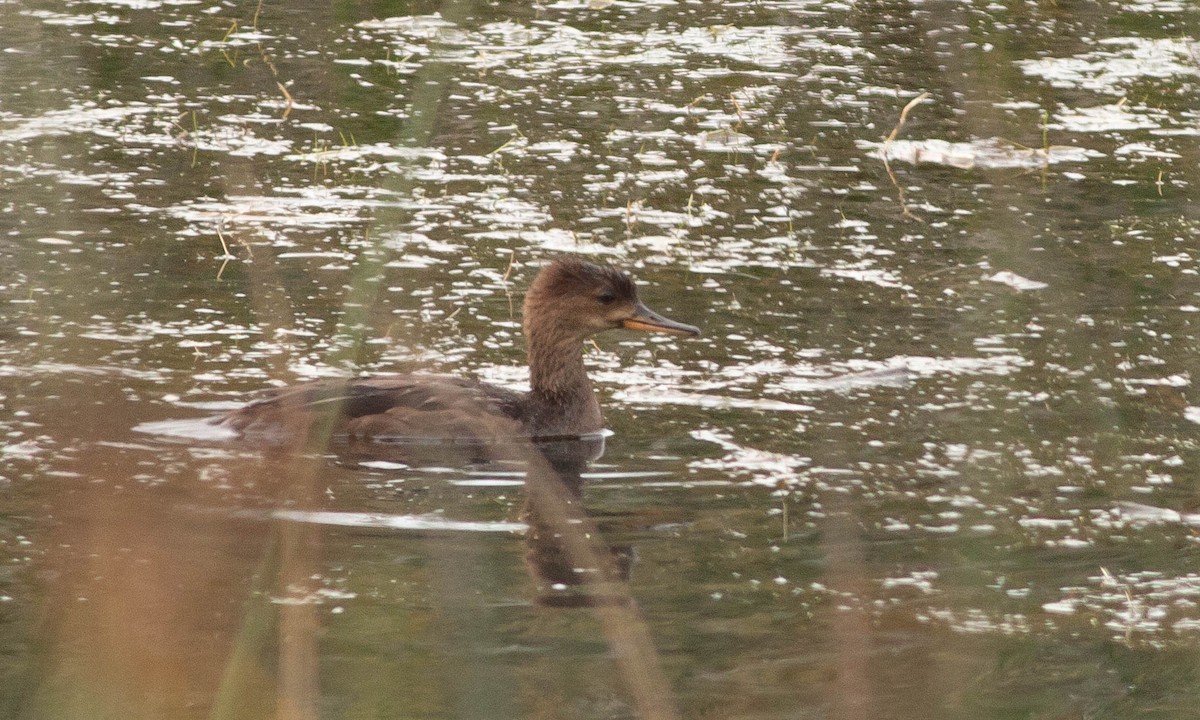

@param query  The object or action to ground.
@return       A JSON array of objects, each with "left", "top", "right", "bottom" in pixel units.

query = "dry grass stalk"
[{"left": 880, "top": 92, "right": 930, "bottom": 221}]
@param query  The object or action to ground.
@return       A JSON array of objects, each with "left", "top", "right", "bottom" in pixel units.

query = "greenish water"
[{"left": 3, "top": 0, "right": 1200, "bottom": 717}]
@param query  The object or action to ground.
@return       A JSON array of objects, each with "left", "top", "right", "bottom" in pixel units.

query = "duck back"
[{"left": 219, "top": 374, "right": 526, "bottom": 443}]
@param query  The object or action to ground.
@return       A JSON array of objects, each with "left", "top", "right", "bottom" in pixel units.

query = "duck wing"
[{"left": 218, "top": 374, "right": 527, "bottom": 442}]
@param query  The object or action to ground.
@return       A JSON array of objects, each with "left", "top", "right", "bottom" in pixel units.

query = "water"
[{"left": 3, "top": 0, "right": 1200, "bottom": 717}]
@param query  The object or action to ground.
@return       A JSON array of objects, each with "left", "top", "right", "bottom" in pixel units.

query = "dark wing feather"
[{"left": 217, "top": 374, "right": 526, "bottom": 442}]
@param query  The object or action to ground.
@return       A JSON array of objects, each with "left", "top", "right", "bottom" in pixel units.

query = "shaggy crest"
[{"left": 528, "top": 257, "right": 637, "bottom": 303}]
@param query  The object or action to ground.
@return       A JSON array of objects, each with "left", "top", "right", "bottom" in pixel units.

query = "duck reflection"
[
  {"left": 334, "top": 432, "right": 637, "bottom": 608},
  {"left": 522, "top": 436, "right": 639, "bottom": 608}
]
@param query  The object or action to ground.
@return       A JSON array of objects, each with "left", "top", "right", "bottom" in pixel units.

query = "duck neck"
[{"left": 524, "top": 327, "right": 602, "bottom": 435}]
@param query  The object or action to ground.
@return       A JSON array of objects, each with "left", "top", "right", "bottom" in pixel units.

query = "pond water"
[{"left": 3, "top": 0, "right": 1200, "bottom": 717}]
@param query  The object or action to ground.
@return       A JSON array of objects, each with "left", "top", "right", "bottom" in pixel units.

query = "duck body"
[{"left": 217, "top": 257, "right": 698, "bottom": 443}]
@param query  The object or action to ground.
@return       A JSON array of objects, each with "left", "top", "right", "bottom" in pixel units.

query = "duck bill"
[{"left": 622, "top": 302, "right": 700, "bottom": 337}]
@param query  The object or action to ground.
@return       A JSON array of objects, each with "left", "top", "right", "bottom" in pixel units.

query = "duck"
[{"left": 216, "top": 256, "right": 700, "bottom": 443}]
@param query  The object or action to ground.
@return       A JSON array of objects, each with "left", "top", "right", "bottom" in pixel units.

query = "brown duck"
[{"left": 218, "top": 257, "right": 699, "bottom": 443}]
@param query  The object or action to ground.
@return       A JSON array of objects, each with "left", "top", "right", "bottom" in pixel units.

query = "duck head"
[{"left": 523, "top": 257, "right": 700, "bottom": 343}]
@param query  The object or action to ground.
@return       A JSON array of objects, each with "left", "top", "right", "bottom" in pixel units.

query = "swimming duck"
[{"left": 217, "top": 257, "right": 699, "bottom": 443}]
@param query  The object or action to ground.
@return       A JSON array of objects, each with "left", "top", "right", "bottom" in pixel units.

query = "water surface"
[{"left": 3, "top": 0, "right": 1200, "bottom": 717}]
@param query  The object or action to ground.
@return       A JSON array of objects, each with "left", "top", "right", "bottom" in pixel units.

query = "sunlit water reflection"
[{"left": 4, "top": 0, "right": 1200, "bottom": 716}]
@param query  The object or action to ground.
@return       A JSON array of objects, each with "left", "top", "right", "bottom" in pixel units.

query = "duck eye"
[{"left": 596, "top": 291, "right": 617, "bottom": 305}]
